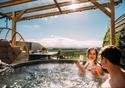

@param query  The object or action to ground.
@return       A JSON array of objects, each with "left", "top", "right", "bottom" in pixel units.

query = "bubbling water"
[{"left": 0, "top": 63, "right": 101, "bottom": 88}]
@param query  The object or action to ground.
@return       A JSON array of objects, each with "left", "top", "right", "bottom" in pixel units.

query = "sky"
[{"left": 0, "top": 0, "right": 125, "bottom": 48}]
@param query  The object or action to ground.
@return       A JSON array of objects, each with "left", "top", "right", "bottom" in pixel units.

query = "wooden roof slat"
[
  {"left": 53, "top": 0, "right": 62, "bottom": 14},
  {"left": 19, "top": 2, "right": 110, "bottom": 21},
  {"left": 0, "top": 12, "right": 11, "bottom": 19},
  {"left": 5, "top": 0, "right": 89, "bottom": 16},
  {"left": 90, "top": 0, "right": 111, "bottom": 17},
  {"left": 0, "top": 0, "right": 35, "bottom": 8},
  {"left": 1, "top": 0, "right": 122, "bottom": 21},
  {"left": 16, "top": 10, "right": 26, "bottom": 21}
]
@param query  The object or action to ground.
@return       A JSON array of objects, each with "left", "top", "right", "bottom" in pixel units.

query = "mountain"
[{"left": 38, "top": 36, "right": 102, "bottom": 48}]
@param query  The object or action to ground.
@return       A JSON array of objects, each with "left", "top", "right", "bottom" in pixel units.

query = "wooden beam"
[
  {"left": 90, "top": 0, "right": 111, "bottom": 17},
  {"left": 0, "top": 12, "right": 11, "bottom": 19},
  {"left": 19, "top": 3, "right": 110, "bottom": 21},
  {"left": 110, "top": 0, "right": 115, "bottom": 45},
  {"left": 5, "top": 0, "right": 121, "bottom": 17},
  {"left": 2, "top": 0, "right": 120, "bottom": 23},
  {"left": 53, "top": 0, "right": 62, "bottom": 14},
  {"left": 5, "top": 0, "right": 89, "bottom": 16},
  {"left": 12, "top": 12, "right": 16, "bottom": 45},
  {"left": 0, "top": 0, "right": 35, "bottom": 8},
  {"left": 16, "top": 10, "right": 26, "bottom": 21}
]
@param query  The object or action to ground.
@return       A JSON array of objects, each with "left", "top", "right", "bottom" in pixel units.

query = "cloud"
[
  {"left": 23, "top": 24, "right": 41, "bottom": 29},
  {"left": 27, "top": 36, "right": 102, "bottom": 48}
]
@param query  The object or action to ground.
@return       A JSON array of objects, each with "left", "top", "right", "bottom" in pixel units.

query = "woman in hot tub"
[{"left": 76, "top": 48, "right": 102, "bottom": 81}]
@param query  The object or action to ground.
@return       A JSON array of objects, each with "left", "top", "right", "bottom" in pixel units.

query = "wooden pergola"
[{"left": 0, "top": 0, "right": 122, "bottom": 45}]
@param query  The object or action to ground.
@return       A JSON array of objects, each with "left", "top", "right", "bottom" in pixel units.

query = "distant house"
[{"left": 27, "top": 42, "right": 47, "bottom": 53}]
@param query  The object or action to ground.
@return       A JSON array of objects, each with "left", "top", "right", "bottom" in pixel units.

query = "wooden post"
[
  {"left": 90, "top": 0, "right": 116, "bottom": 45},
  {"left": 12, "top": 12, "right": 16, "bottom": 45},
  {"left": 110, "top": 0, "right": 115, "bottom": 45}
]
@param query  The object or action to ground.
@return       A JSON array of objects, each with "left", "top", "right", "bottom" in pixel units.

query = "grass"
[{"left": 48, "top": 49, "right": 87, "bottom": 60}]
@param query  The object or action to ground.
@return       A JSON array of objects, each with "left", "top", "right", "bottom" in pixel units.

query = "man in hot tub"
[{"left": 100, "top": 45, "right": 125, "bottom": 88}]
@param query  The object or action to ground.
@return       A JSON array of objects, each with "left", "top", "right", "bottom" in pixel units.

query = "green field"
[{"left": 48, "top": 49, "right": 87, "bottom": 60}]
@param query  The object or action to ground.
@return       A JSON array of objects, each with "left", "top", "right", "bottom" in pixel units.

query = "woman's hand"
[
  {"left": 90, "top": 65, "right": 102, "bottom": 77},
  {"left": 75, "top": 60, "right": 85, "bottom": 73}
]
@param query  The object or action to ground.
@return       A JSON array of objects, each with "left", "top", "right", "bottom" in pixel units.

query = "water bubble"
[{"left": 0, "top": 64, "right": 101, "bottom": 88}]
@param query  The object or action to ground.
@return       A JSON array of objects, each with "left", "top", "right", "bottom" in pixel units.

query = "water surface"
[{"left": 0, "top": 63, "right": 100, "bottom": 88}]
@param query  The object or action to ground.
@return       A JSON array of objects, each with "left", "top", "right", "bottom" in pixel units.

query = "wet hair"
[
  {"left": 86, "top": 48, "right": 98, "bottom": 64},
  {"left": 100, "top": 45, "right": 121, "bottom": 66}
]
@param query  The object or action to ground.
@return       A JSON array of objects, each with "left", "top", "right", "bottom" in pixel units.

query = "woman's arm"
[{"left": 75, "top": 60, "right": 85, "bottom": 74}]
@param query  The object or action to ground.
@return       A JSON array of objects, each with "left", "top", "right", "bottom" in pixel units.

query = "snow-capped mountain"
[{"left": 28, "top": 36, "right": 102, "bottom": 48}]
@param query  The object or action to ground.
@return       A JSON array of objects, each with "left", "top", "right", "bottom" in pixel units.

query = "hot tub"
[{"left": 0, "top": 60, "right": 101, "bottom": 88}]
